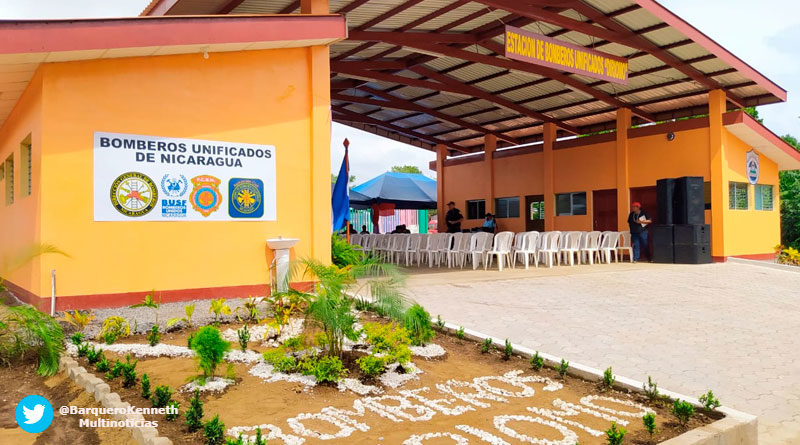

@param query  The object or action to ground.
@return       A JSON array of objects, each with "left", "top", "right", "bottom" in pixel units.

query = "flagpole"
[{"left": 344, "top": 138, "right": 350, "bottom": 244}]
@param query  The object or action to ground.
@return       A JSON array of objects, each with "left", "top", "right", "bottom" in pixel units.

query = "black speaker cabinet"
[
  {"left": 674, "top": 243, "right": 712, "bottom": 264},
  {"left": 652, "top": 224, "right": 674, "bottom": 263},
  {"left": 656, "top": 178, "right": 676, "bottom": 225},
  {"left": 674, "top": 224, "right": 711, "bottom": 245},
  {"left": 675, "top": 176, "right": 705, "bottom": 225}
]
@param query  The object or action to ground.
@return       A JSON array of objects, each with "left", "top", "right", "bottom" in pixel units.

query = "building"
[{"left": 1, "top": 0, "right": 797, "bottom": 310}]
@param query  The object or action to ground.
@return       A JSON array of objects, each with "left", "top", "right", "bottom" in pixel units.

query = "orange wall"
[
  {"left": 7, "top": 47, "right": 332, "bottom": 304},
  {"left": 0, "top": 71, "right": 43, "bottom": 297}
]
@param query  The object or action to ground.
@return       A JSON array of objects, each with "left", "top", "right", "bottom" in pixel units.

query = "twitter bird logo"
[{"left": 15, "top": 395, "right": 54, "bottom": 433}]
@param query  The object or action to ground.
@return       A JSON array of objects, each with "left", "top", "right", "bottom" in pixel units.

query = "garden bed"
[{"left": 69, "top": 314, "right": 723, "bottom": 445}]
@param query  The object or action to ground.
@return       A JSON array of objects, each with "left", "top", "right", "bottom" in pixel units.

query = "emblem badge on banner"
[
  {"left": 229, "top": 178, "right": 264, "bottom": 218},
  {"left": 190, "top": 175, "right": 222, "bottom": 217},
  {"left": 109, "top": 172, "right": 158, "bottom": 217},
  {"left": 160, "top": 174, "right": 188, "bottom": 218},
  {"left": 746, "top": 150, "right": 760, "bottom": 185}
]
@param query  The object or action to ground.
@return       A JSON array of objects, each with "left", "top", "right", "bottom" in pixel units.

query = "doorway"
[
  {"left": 630, "top": 186, "right": 658, "bottom": 260},
  {"left": 592, "top": 189, "right": 618, "bottom": 231},
  {"left": 525, "top": 194, "right": 545, "bottom": 232}
]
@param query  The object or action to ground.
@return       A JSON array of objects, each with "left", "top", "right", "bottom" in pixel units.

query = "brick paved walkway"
[{"left": 406, "top": 261, "right": 800, "bottom": 444}]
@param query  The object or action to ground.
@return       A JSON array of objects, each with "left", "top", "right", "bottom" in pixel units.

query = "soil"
[{"left": 73, "top": 318, "right": 722, "bottom": 445}]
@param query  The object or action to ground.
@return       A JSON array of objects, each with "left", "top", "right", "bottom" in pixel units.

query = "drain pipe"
[{"left": 50, "top": 269, "right": 56, "bottom": 316}]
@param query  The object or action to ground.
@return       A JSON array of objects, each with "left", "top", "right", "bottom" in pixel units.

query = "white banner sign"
[{"left": 93, "top": 132, "right": 276, "bottom": 221}]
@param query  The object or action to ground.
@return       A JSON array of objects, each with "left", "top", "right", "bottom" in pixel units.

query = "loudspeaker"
[
  {"left": 656, "top": 178, "right": 676, "bottom": 225},
  {"left": 674, "top": 224, "right": 710, "bottom": 245},
  {"left": 674, "top": 243, "right": 712, "bottom": 264},
  {"left": 675, "top": 176, "right": 704, "bottom": 225},
  {"left": 652, "top": 224, "right": 674, "bottom": 263}
]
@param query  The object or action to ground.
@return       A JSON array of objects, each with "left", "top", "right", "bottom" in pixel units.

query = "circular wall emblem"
[
  {"left": 231, "top": 180, "right": 262, "bottom": 215},
  {"left": 110, "top": 172, "right": 158, "bottom": 217}
]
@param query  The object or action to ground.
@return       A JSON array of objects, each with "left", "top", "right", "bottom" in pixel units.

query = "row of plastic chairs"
[{"left": 510, "top": 230, "right": 634, "bottom": 269}]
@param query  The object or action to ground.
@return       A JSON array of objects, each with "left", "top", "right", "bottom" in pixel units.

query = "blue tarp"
[{"left": 350, "top": 172, "right": 437, "bottom": 210}]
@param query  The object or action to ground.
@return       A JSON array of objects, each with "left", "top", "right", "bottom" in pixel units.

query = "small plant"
[
  {"left": 282, "top": 334, "right": 306, "bottom": 352},
  {"left": 121, "top": 354, "right": 138, "bottom": 388},
  {"left": 671, "top": 399, "right": 694, "bottom": 427},
  {"left": 95, "top": 355, "right": 110, "bottom": 373},
  {"left": 105, "top": 359, "right": 124, "bottom": 380},
  {"left": 225, "top": 435, "right": 245, "bottom": 445},
  {"left": 76, "top": 342, "right": 90, "bottom": 357},
  {"left": 204, "top": 414, "right": 226, "bottom": 445},
  {"left": 166, "top": 400, "right": 180, "bottom": 421},
  {"left": 185, "top": 389, "right": 204, "bottom": 432},
  {"left": 86, "top": 345, "right": 102, "bottom": 365},
  {"left": 152, "top": 385, "right": 173, "bottom": 408},
  {"left": 236, "top": 325, "right": 250, "bottom": 352},
  {"left": 234, "top": 296, "right": 261, "bottom": 322},
  {"left": 557, "top": 358, "right": 569, "bottom": 379},
  {"left": 310, "top": 355, "right": 347, "bottom": 383},
  {"left": 503, "top": 339, "right": 513, "bottom": 360},
  {"left": 62, "top": 310, "right": 95, "bottom": 331},
  {"left": 357, "top": 354, "right": 386, "bottom": 379},
  {"left": 643, "top": 376, "right": 660, "bottom": 402},
  {"left": 253, "top": 427, "right": 266, "bottom": 445},
  {"left": 70, "top": 332, "right": 85, "bottom": 346},
  {"left": 147, "top": 325, "right": 161, "bottom": 347},
  {"left": 602, "top": 366, "right": 615, "bottom": 390},
  {"left": 530, "top": 351, "right": 544, "bottom": 371},
  {"left": 354, "top": 297, "right": 374, "bottom": 312},
  {"left": 224, "top": 363, "right": 236, "bottom": 380},
  {"left": 263, "top": 349, "right": 298, "bottom": 373},
  {"left": 605, "top": 421, "right": 626, "bottom": 445},
  {"left": 456, "top": 326, "right": 465, "bottom": 339},
  {"left": 209, "top": 298, "right": 232, "bottom": 325},
  {"left": 167, "top": 303, "right": 195, "bottom": 329},
  {"left": 130, "top": 292, "right": 161, "bottom": 325},
  {"left": 642, "top": 412, "right": 656, "bottom": 436},
  {"left": 699, "top": 389, "right": 721, "bottom": 411},
  {"left": 190, "top": 326, "right": 232, "bottom": 379},
  {"left": 481, "top": 337, "right": 493, "bottom": 354},
  {"left": 403, "top": 304, "right": 435, "bottom": 346},
  {"left": 141, "top": 373, "right": 151, "bottom": 399},
  {"left": 435, "top": 314, "right": 445, "bottom": 329},
  {"left": 362, "top": 322, "right": 412, "bottom": 365},
  {"left": 187, "top": 332, "right": 195, "bottom": 349},
  {"left": 98, "top": 316, "right": 130, "bottom": 344}
]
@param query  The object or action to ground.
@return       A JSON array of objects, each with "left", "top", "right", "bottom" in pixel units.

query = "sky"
[{"left": 1, "top": 0, "right": 797, "bottom": 185}]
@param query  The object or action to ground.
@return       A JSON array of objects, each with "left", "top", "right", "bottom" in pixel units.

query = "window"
[
  {"left": 20, "top": 135, "right": 31, "bottom": 198},
  {"left": 728, "top": 182, "right": 748, "bottom": 210},
  {"left": 494, "top": 196, "right": 520, "bottom": 218},
  {"left": 529, "top": 200, "right": 544, "bottom": 221},
  {"left": 755, "top": 184, "right": 773, "bottom": 211},
  {"left": 555, "top": 192, "right": 587, "bottom": 216},
  {"left": 466, "top": 199, "right": 485, "bottom": 220},
  {"left": 4, "top": 154, "right": 13, "bottom": 206}
]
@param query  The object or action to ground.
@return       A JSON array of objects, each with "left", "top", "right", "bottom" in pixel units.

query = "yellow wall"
[
  {"left": 0, "top": 71, "right": 43, "bottom": 297},
  {"left": 719, "top": 129, "right": 780, "bottom": 256},
  {"left": 0, "top": 47, "right": 332, "bottom": 304}
]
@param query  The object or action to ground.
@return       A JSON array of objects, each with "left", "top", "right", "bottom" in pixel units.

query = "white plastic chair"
[
  {"left": 514, "top": 231, "right": 540, "bottom": 269},
  {"left": 451, "top": 232, "right": 475, "bottom": 268},
  {"left": 404, "top": 234, "right": 422, "bottom": 266},
  {"left": 538, "top": 231, "right": 562, "bottom": 268},
  {"left": 616, "top": 231, "right": 634, "bottom": 263},
  {"left": 485, "top": 231, "right": 515, "bottom": 271},
  {"left": 447, "top": 233, "right": 470, "bottom": 268},
  {"left": 579, "top": 231, "right": 602, "bottom": 265},
  {"left": 435, "top": 233, "right": 455, "bottom": 267},
  {"left": 471, "top": 232, "right": 494, "bottom": 270},
  {"left": 510, "top": 232, "right": 525, "bottom": 265},
  {"left": 421, "top": 233, "right": 442, "bottom": 267},
  {"left": 598, "top": 231, "right": 620, "bottom": 264}
]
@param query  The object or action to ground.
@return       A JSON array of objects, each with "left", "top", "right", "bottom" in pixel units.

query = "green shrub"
[
  {"left": 435, "top": 314, "right": 445, "bottom": 329},
  {"left": 77, "top": 342, "right": 90, "bottom": 357},
  {"left": 530, "top": 351, "right": 544, "bottom": 371},
  {"left": 166, "top": 400, "right": 180, "bottom": 421},
  {"left": 557, "top": 358, "right": 569, "bottom": 379},
  {"left": 70, "top": 332, "right": 85, "bottom": 346},
  {"left": 0, "top": 305, "right": 65, "bottom": 376},
  {"left": 96, "top": 356, "right": 110, "bottom": 373},
  {"left": 253, "top": 427, "right": 266, "bottom": 445},
  {"left": 354, "top": 297, "right": 374, "bottom": 312},
  {"left": 147, "top": 325, "right": 161, "bottom": 347},
  {"left": 187, "top": 332, "right": 195, "bottom": 349},
  {"left": 105, "top": 359, "right": 123, "bottom": 380},
  {"left": 204, "top": 414, "right": 226, "bottom": 445},
  {"left": 642, "top": 412, "right": 656, "bottom": 436},
  {"left": 605, "top": 421, "right": 626, "bottom": 445},
  {"left": 643, "top": 376, "right": 660, "bottom": 402},
  {"left": 503, "top": 339, "right": 513, "bottom": 360},
  {"left": 120, "top": 355, "right": 138, "bottom": 388},
  {"left": 671, "top": 399, "right": 694, "bottom": 427},
  {"left": 86, "top": 345, "right": 102, "bottom": 365},
  {"left": 236, "top": 325, "right": 250, "bottom": 352},
  {"left": 98, "top": 316, "right": 129, "bottom": 344},
  {"left": 190, "top": 326, "right": 231, "bottom": 379},
  {"left": 455, "top": 326, "right": 465, "bottom": 339},
  {"left": 225, "top": 435, "right": 245, "bottom": 445},
  {"left": 185, "top": 389, "right": 204, "bottom": 432},
  {"left": 357, "top": 354, "right": 386, "bottom": 378},
  {"left": 331, "top": 233, "right": 365, "bottom": 266},
  {"left": 699, "top": 390, "right": 721, "bottom": 411},
  {"left": 362, "top": 322, "right": 411, "bottom": 364},
  {"left": 262, "top": 349, "right": 298, "bottom": 373},
  {"left": 481, "top": 338, "right": 493, "bottom": 354},
  {"left": 403, "top": 304, "right": 434, "bottom": 346},
  {"left": 602, "top": 367, "right": 615, "bottom": 390},
  {"left": 141, "top": 373, "right": 151, "bottom": 399},
  {"left": 209, "top": 298, "right": 232, "bottom": 326},
  {"left": 282, "top": 334, "right": 306, "bottom": 352},
  {"left": 308, "top": 355, "right": 346, "bottom": 383},
  {"left": 152, "top": 385, "right": 173, "bottom": 408}
]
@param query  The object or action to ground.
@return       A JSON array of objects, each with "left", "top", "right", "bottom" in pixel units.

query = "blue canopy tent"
[{"left": 349, "top": 172, "right": 437, "bottom": 210}]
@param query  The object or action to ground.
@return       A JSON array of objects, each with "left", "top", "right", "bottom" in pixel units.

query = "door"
[
  {"left": 592, "top": 189, "right": 618, "bottom": 231},
  {"left": 630, "top": 186, "right": 658, "bottom": 260},
  {"left": 525, "top": 195, "right": 545, "bottom": 232}
]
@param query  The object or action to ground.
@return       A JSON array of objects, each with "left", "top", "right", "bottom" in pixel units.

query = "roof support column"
[
  {"left": 484, "top": 134, "right": 497, "bottom": 215},
  {"left": 301, "top": 0, "right": 329, "bottom": 14},
  {"left": 435, "top": 144, "right": 447, "bottom": 233},
  {"left": 309, "top": 41, "right": 332, "bottom": 263},
  {"left": 616, "top": 108, "right": 632, "bottom": 230},
  {"left": 543, "top": 123, "right": 556, "bottom": 231},
  {"left": 708, "top": 89, "right": 727, "bottom": 259}
]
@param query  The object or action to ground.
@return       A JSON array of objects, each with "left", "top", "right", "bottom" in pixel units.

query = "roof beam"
[
  {"left": 278, "top": 1, "right": 300, "bottom": 14},
  {"left": 217, "top": 0, "right": 245, "bottom": 13}
]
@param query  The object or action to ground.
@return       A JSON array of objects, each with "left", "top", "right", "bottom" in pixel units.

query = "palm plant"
[
  {"left": 130, "top": 292, "right": 161, "bottom": 325},
  {"left": 0, "top": 304, "right": 65, "bottom": 376}
]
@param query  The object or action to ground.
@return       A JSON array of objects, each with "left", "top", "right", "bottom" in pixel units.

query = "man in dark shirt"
[
  {"left": 627, "top": 201, "right": 652, "bottom": 262},
  {"left": 360, "top": 225, "right": 370, "bottom": 234},
  {"left": 445, "top": 201, "right": 463, "bottom": 233}
]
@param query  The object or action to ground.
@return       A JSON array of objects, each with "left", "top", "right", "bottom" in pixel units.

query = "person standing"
[
  {"left": 445, "top": 201, "right": 463, "bottom": 233},
  {"left": 627, "top": 201, "right": 652, "bottom": 262},
  {"left": 360, "top": 225, "right": 370, "bottom": 234}
]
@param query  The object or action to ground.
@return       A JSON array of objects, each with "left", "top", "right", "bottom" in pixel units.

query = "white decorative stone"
[{"left": 181, "top": 377, "right": 235, "bottom": 393}]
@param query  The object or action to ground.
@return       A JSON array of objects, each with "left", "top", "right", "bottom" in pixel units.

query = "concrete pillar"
[
  {"left": 308, "top": 34, "right": 332, "bottom": 262},
  {"left": 708, "top": 89, "right": 727, "bottom": 258},
  {"left": 484, "top": 134, "right": 497, "bottom": 214},
  {"left": 616, "top": 108, "right": 632, "bottom": 230},
  {"left": 435, "top": 144, "right": 447, "bottom": 233},
  {"left": 542, "top": 123, "right": 556, "bottom": 231},
  {"left": 301, "top": 0, "right": 329, "bottom": 14}
]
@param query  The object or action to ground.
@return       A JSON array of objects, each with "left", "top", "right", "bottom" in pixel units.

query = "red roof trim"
[
  {"left": 635, "top": 0, "right": 787, "bottom": 102},
  {"left": 0, "top": 15, "right": 347, "bottom": 55},
  {"left": 723, "top": 110, "right": 800, "bottom": 162}
]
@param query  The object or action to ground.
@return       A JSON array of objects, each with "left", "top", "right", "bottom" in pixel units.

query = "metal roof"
[{"left": 143, "top": 0, "right": 787, "bottom": 153}]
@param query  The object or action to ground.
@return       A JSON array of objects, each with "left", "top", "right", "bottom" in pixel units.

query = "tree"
[
  {"left": 780, "top": 135, "right": 800, "bottom": 248},
  {"left": 744, "top": 107, "right": 763, "bottom": 124},
  {"left": 391, "top": 165, "right": 422, "bottom": 174},
  {"left": 331, "top": 173, "right": 356, "bottom": 185}
]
